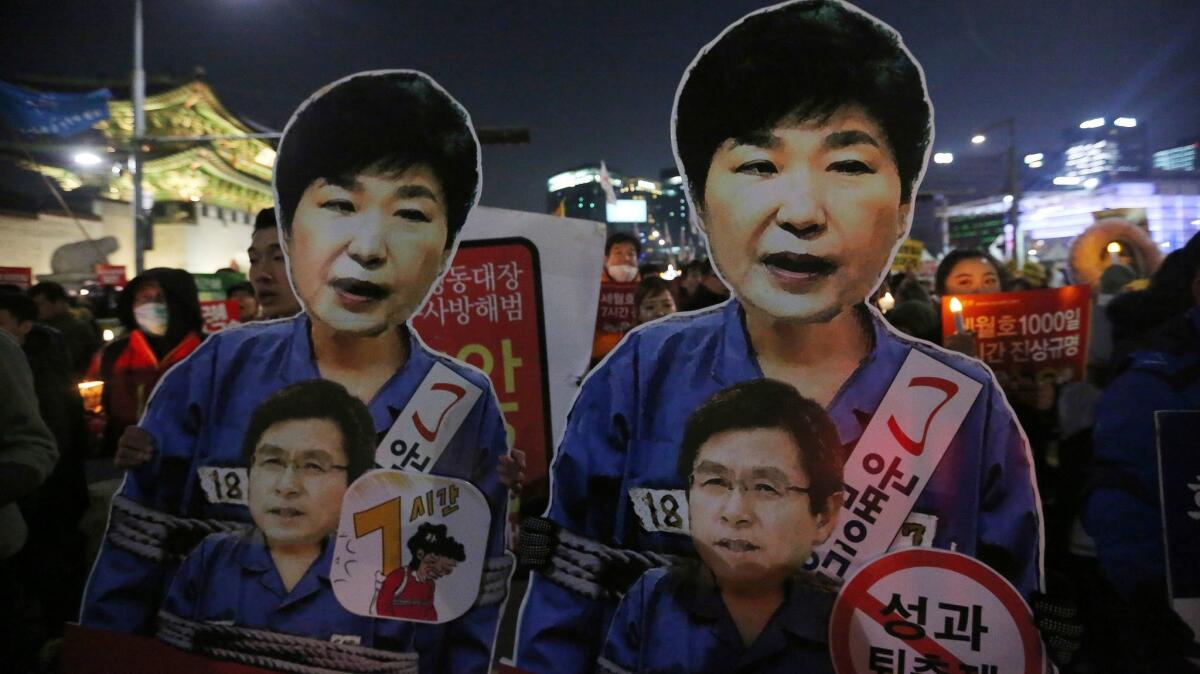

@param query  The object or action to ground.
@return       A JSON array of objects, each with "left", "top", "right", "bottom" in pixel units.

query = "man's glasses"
[
  {"left": 253, "top": 450, "right": 347, "bottom": 478},
  {"left": 689, "top": 473, "right": 811, "bottom": 503}
]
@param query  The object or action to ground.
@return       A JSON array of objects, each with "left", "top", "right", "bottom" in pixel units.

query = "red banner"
[
  {"left": 200, "top": 299, "right": 242, "bottom": 334},
  {"left": 940, "top": 285, "right": 1091, "bottom": 387},
  {"left": 595, "top": 281, "right": 637, "bottom": 335},
  {"left": 95, "top": 263, "right": 127, "bottom": 287},
  {"left": 413, "top": 238, "right": 552, "bottom": 485},
  {"left": 0, "top": 265, "right": 32, "bottom": 289}
]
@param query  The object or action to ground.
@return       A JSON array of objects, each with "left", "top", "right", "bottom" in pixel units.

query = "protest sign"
[
  {"left": 1156, "top": 410, "right": 1200, "bottom": 647},
  {"left": 199, "top": 299, "right": 241, "bottom": 334},
  {"left": 95, "top": 263, "right": 127, "bottom": 286},
  {"left": 830, "top": 549, "right": 1044, "bottom": 674},
  {"left": 941, "top": 285, "right": 1091, "bottom": 387},
  {"left": 891, "top": 239, "right": 925, "bottom": 273},
  {"left": 332, "top": 470, "right": 490, "bottom": 623},
  {"left": 595, "top": 281, "right": 637, "bottom": 335},
  {"left": 414, "top": 207, "right": 604, "bottom": 489},
  {"left": 0, "top": 265, "right": 32, "bottom": 289}
]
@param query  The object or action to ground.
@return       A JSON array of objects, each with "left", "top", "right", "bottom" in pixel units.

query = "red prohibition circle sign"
[{"left": 829, "top": 548, "right": 1043, "bottom": 674}]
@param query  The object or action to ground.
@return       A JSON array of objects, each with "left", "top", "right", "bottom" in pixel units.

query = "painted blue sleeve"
[
  {"left": 1082, "top": 369, "right": 1177, "bottom": 596},
  {"left": 598, "top": 573, "right": 649, "bottom": 674},
  {"left": 516, "top": 343, "right": 636, "bottom": 674},
  {"left": 977, "top": 380, "right": 1044, "bottom": 599},
  {"left": 161, "top": 537, "right": 215, "bottom": 620},
  {"left": 439, "top": 389, "right": 512, "bottom": 673},
  {"left": 80, "top": 340, "right": 215, "bottom": 633}
]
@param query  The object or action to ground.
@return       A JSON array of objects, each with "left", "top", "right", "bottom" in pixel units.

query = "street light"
[
  {"left": 933, "top": 152, "right": 954, "bottom": 164},
  {"left": 74, "top": 151, "right": 102, "bottom": 166},
  {"left": 970, "top": 118, "right": 1022, "bottom": 264}
]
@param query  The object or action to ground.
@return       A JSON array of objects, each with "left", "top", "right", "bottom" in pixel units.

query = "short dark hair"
[
  {"left": 226, "top": 281, "right": 256, "bottom": 299},
  {"left": 0, "top": 291, "right": 37, "bottom": 323},
  {"left": 634, "top": 276, "right": 673, "bottom": 308},
  {"left": 934, "top": 249, "right": 1007, "bottom": 295},
  {"left": 406, "top": 522, "right": 466, "bottom": 570},
  {"left": 241, "top": 379, "right": 376, "bottom": 483},
  {"left": 674, "top": 0, "right": 931, "bottom": 207},
  {"left": 678, "top": 379, "right": 843, "bottom": 516},
  {"left": 253, "top": 207, "right": 278, "bottom": 233},
  {"left": 28, "top": 281, "right": 68, "bottom": 304},
  {"left": 275, "top": 71, "right": 480, "bottom": 250},
  {"left": 604, "top": 232, "right": 641, "bottom": 258}
]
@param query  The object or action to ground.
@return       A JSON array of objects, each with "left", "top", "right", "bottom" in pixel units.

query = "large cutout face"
[
  {"left": 700, "top": 106, "right": 909, "bottom": 323},
  {"left": 286, "top": 166, "right": 451, "bottom": 337},
  {"left": 688, "top": 427, "right": 836, "bottom": 588}
]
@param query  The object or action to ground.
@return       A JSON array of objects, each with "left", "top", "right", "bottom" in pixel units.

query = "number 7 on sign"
[{"left": 354, "top": 498, "right": 403, "bottom": 575}]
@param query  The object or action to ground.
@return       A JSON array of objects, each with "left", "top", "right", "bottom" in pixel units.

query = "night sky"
[{"left": 2, "top": 0, "right": 1198, "bottom": 212}]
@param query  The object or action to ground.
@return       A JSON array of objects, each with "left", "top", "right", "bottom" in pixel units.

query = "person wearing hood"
[{"left": 86, "top": 267, "right": 203, "bottom": 456}]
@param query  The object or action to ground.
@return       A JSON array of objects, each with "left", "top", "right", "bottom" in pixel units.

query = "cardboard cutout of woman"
[
  {"left": 82, "top": 71, "right": 512, "bottom": 673},
  {"left": 515, "top": 2, "right": 1043, "bottom": 672}
]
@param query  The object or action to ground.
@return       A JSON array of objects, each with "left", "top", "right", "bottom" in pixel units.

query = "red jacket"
[
  {"left": 87, "top": 330, "right": 201, "bottom": 453},
  {"left": 376, "top": 567, "right": 438, "bottom": 622}
]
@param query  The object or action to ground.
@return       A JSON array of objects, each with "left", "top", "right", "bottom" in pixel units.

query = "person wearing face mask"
[
  {"left": 86, "top": 268, "right": 203, "bottom": 457},
  {"left": 592, "top": 233, "right": 643, "bottom": 364}
]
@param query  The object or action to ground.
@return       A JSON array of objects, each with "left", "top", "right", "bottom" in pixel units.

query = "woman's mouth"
[
  {"left": 268, "top": 507, "right": 305, "bottom": 519},
  {"left": 331, "top": 278, "right": 389, "bottom": 306},
  {"left": 760, "top": 252, "right": 837, "bottom": 286}
]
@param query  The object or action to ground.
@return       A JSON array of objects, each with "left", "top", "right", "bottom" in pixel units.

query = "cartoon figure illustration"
[
  {"left": 82, "top": 71, "right": 512, "bottom": 673},
  {"left": 376, "top": 522, "right": 466, "bottom": 621},
  {"left": 599, "top": 380, "right": 844, "bottom": 673},
  {"left": 515, "top": 2, "right": 1042, "bottom": 672}
]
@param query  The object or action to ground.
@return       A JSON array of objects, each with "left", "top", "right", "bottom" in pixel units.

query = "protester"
[
  {"left": 0, "top": 328, "right": 59, "bottom": 672},
  {"left": 0, "top": 292, "right": 89, "bottom": 645},
  {"left": 29, "top": 281, "right": 101, "bottom": 380},
  {"left": 935, "top": 248, "right": 1008, "bottom": 356},
  {"left": 592, "top": 233, "right": 643, "bottom": 363},
  {"left": 225, "top": 280, "right": 259, "bottom": 322},
  {"left": 82, "top": 71, "right": 511, "bottom": 673},
  {"left": 247, "top": 207, "right": 302, "bottom": 319},
  {"left": 882, "top": 271, "right": 939, "bottom": 344},
  {"left": 599, "top": 380, "right": 843, "bottom": 673},
  {"left": 675, "top": 259, "right": 706, "bottom": 308},
  {"left": 88, "top": 268, "right": 203, "bottom": 458},
  {"left": 677, "top": 257, "right": 730, "bottom": 312},
  {"left": 516, "top": 4, "right": 1042, "bottom": 672},
  {"left": 1081, "top": 231, "right": 1200, "bottom": 670},
  {"left": 633, "top": 276, "right": 677, "bottom": 325}
]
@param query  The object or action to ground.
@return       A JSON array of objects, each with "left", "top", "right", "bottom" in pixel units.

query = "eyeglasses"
[
  {"left": 689, "top": 473, "right": 811, "bottom": 503},
  {"left": 253, "top": 451, "right": 348, "bottom": 478}
]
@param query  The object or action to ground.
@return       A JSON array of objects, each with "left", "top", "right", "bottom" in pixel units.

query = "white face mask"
[
  {"left": 134, "top": 302, "right": 169, "bottom": 336},
  {"left": 606, "top": 264, "right": 638, "bottom": 283}
]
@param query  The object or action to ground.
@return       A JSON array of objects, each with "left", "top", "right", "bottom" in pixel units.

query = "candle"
[
  {"left": 878, "top": 291, "right": 895, "bottom": 312},
  {"left": 949, "top": 296, "right": 966, "bottom": 334}
]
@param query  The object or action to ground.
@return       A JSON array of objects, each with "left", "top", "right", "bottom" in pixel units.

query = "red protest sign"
[
  {"left": 200, "top": 299, "right": 242, "bottom": 334},
  {"left": 595, "top": 280, "right": 637, "bottom": 334},
  {"left": 95, "top": 263, "right": 127, "bottom": 286},
  {"left": 413, "top": 238, "right": 552, "bottom": 484},
  {"left": 941, "top": 285, "right": 1091, "bottom": 386},
  {"left": 0, "top": 266, "right": 32, "bottom": 289},
  {"left": 830, "top": 549, "right": 1044, "bottom": 674}
]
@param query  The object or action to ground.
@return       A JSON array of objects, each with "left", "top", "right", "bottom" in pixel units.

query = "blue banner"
[{"left": 0, "top": 80, "right": 111, "bottom": 137}]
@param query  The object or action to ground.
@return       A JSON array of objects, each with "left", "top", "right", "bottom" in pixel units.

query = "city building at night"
[
  {"left": 0, "top": 77, "right": 274, "bottom": 278},
  {"left": 945, "top": 176, "right": 1200, "bottom": 266},
  {"left": 546, "top": 163, "right": 701, "bottom": 263},
  {"left": 1153, "top": 139, "right": 1199, "bottom": 172},
  {"left": 1059, "top": 116, "right": 1148, "bottom": 181}
]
